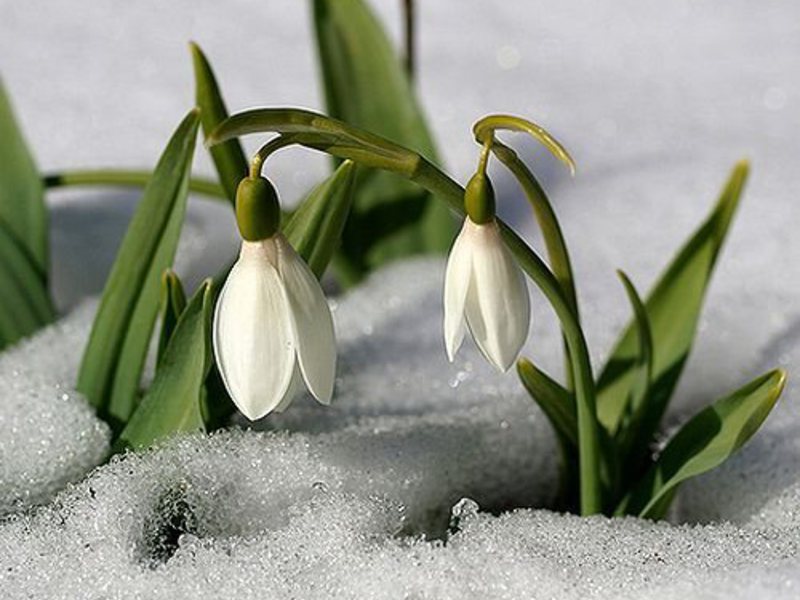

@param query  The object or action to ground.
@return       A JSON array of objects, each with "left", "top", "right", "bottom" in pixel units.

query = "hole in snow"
[{"left": 137, "top": 481, "right": 200, "bottom": 568}]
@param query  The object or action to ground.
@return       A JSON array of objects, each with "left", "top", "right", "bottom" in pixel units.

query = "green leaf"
[
  {"left": 77, "top": 110, "right": 200, "bottom": 431},
  {"left": 312, "top": 0, "right": 454, "bottom": 283},
  {"left": 0, "top": 221, "right": 54, "bottom": 344},
  {"left": 614, "top": 271, "right": 653, "bottom": 443},
  {"left": 114, "top": 280, "right": 214, "bottom": 452},
  {"left": 190, "top": 42, "right": 248, "bottom": 205},
  {"left": 0, "top": 79, "right": 54, "bottom": 349},
  {"left": 518, "top": 357, "right": 578, "bottom": 447},
  {"left": 157, "top": 270, "right": 187, "bottom": 365},
  {"left": 617, "top": 369, "right": 786, "bottom": 519},
  {"left": 0, "top": 78, "right": 48, "bottom": 276},
  {"left": 596, "top": 162, "right": 749, "bottom": 441},
  {"left": 283, "top": 160, "right": 356, "bottom": 278}
]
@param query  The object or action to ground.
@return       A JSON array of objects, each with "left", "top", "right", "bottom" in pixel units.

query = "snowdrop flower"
[
  {"left": 213, "top": 176, "right": 336, "bottom": 420},
  {"left": 444, "top": 172, "right": 530, "bottom": 372}
]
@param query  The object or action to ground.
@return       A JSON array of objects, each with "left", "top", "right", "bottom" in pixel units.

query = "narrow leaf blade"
[
  {"left": 597, "top": 162, "right": 749, "bottom": 436},
  {"left": 619, "top": 369, "right": 786, "bottom": 519},
  {"left": 0, "top": 79, "right": 48, "bottom": 275},
  {"left": 613, "top": 270, "right": 653, "bottom": 442},
  {"left": 77, "top": 111, "right": 200, "bottom": 430},
  {"left": 283, "top": 160, "right": 356, "bottom": 278},
  {"left": 0, "top": 220, "right": 55, "bottom": 346},
  {"left": 157, "top": 270, "right": 188, "bottom": 365},
  {"left": 518, "top": 357, "right": 577, "bottom": 446},
  {"left": 191, "top": 42, "right": 248, "bottom": 205},
  {"left": 114, "top": 280, "right": 214, "bottom": 451},
  {"left": 313, "top": 0, "right": 454, "bottom": 283}
]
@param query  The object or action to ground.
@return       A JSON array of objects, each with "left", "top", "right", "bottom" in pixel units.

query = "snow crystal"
[{"left": 0, "top": 302, "right": 108, "bottom": 516}]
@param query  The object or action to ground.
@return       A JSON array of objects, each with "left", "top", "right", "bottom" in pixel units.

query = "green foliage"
[
  {"left": 190, "top": 42, "right": 248, "bottom": 205},
  {"left": 157, "top": 270, "right": 187, "bottom": 365},
  {"left": 76, "top": 111, "right": 199, "bottom": 431},
  {"left": 597, "top": 163, "right": 748, "bottom": 440},
  {"left": 0, "top": 79, "right": 48, "bottom": 276},
  {"left": 0, "top": 80, "right": 54, "bottom": 349},
  {"left": 115, "top": 279, "right": 214, "bottom": 451},
  {"left": 283, "top": 160, "right": 356, "bottom": 278},
  {"left": 312, "top": 0, "right": 454, "bottom": 285},
  {"left": 617, "top": 369, "right": 786, "bottom": 519},
  {"left": 519, "top": 161, "right": 784, "bottom": 517}
]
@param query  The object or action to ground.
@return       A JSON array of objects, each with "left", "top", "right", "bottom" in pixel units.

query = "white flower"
[
  {"left": 213, "top": 234, "right": 336, "bottom": 420},
  {"left": 443, "top": 217, "right": 530, "bottom": 372}
]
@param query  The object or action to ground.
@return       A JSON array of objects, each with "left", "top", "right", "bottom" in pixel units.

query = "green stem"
[
  {"left": 43, "top": 170, "right": 226, "bottom": 200},
  {"left": 413, "top": 159, "right": 602, "bottom": 515},
  {"left": 402, "top": 0, "right": 415, "bottom": 80},
  {"left": 489, "top": 140, "right": 578, "bottom": 392}
]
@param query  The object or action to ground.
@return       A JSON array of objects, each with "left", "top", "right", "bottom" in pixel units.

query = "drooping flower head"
[
  {"left": 213, "top": 176, "right": 336, "bottom": 420},
  {"left": 443, "top": 170, "right": 530, "bottom": 372}
]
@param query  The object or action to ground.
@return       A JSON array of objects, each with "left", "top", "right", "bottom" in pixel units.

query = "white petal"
[
  {"left": 275, "top": 235, "right": 337, "bottom": 405},
  {"left": 273, "top": 365, "right": 304, "bottom": 413},
  {"left": 443, "top": 220, "right": 474, "bottom": 361},
  {"left": 463, "top": 221, "right": 530, "bottom": 372},
  {"left": 213, "top": 240, "right": 296, "bottom": 420}
]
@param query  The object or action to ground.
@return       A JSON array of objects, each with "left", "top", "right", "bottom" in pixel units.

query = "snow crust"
[{"left": 0, "top": 258, "right": 799, "bottom": 599}]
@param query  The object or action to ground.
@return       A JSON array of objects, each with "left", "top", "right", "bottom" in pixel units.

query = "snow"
[
  {"left": 1, "top": 259, "right": 799, "bottom": 599},
  {"left": 0, "top": 0, "right": 799, "bottom": 597}
]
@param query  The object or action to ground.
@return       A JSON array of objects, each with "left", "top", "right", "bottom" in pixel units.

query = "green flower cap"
[
  {"left": 464, "top": 171, "right": 496, "bottom": 225},
  {"left": 235, "top": 176, "right": 281, "bottom": 241}
]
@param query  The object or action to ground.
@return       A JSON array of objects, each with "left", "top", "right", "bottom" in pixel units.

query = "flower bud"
[{"left": 235, "top": 176, "right": 281, "bottom": 241}]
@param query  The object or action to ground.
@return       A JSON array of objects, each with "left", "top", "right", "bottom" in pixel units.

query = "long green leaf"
[
  {"left": 156, "top": 270, "right": 187, "bottom": 365},
  {"left": 0, "top": 80, "right": 54, "bottom": 349},
  {"left": 617, "top": 369, "right": 786, "bottom": 519},
  {"left": 518, "top": 357, "right": 579, "bottom": 511},
  {"left": 312, "top": 0, "right": 454, "bottom": 284},
  {"left": 77, "top": 111, "right": 200, "bottom": 430},
  {"left": 0, "top": 78, "right": 48, "bottom": 276},
  {"left": 614, "top": 271, "right": 653, "bottom": 441},
  {"left": 596, "top": 162, "right": 749, "bottom": 439},
  {"left": 518, "top": 357, "right": 577, "bottom": 446},
  {"left": 114, "top": 280, "right": 214, "bottom": 451},
  {"left": 0, "top": 224, "right": 47, "bottom": 343},
  {"left": 283, "top": 160, "right": 356, "bottom": 278},
  {"left": 191, "top": 42, "right": 248, "bottom": 205}
]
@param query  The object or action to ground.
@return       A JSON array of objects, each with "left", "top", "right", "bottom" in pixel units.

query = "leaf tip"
[
  {"left": 734, "top": 158, "right": 751, "bottom": 173},
  {"left": 773, "top": 368, "right": 788, "bottom": 398}
]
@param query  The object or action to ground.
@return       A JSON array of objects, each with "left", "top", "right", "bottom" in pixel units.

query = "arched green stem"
[
  {"left": 485, "top": 138, "right": 580, "bottom": 393},
  {"left": 249, "top": 135, "right": 301, "bottom": 179},
  {"left": 43, "top": 169, "right": 226, "bottom": 200},
  {"left": 473, "top": 114, "right": 576, "bottom": 175}
]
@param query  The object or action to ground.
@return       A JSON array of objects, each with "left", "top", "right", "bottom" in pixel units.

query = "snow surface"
[
  {"left": 0, "top": 0, "right": 799, "bottom": 598},
  {"left": 1, "top": 258, "right": 799, "bottom": 599}
]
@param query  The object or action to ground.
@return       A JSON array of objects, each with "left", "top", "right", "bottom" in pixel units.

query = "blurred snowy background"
[{"left": 1, "top": 1, "right": 800, "bottom": 598}]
